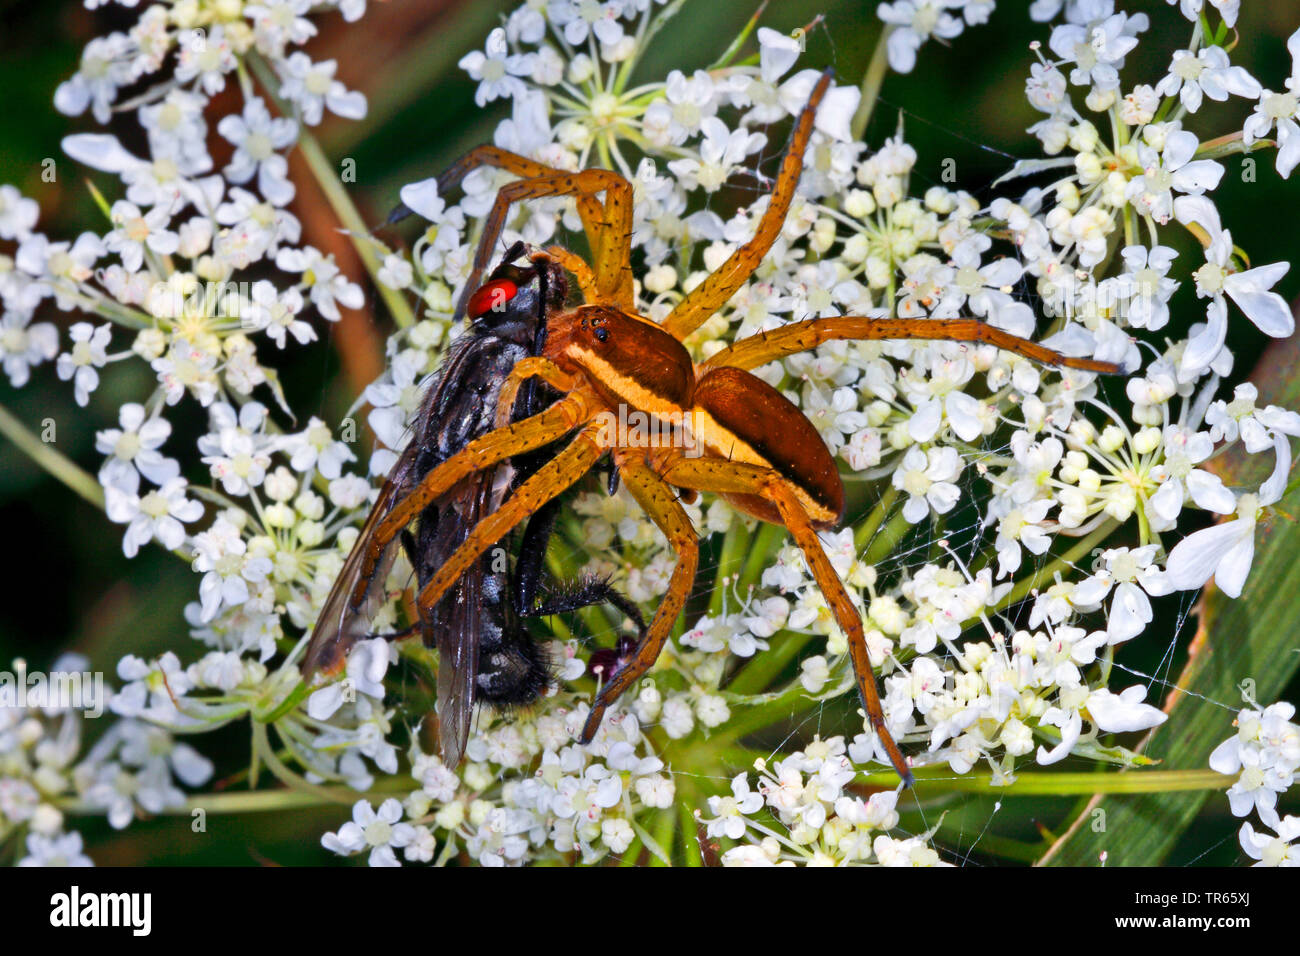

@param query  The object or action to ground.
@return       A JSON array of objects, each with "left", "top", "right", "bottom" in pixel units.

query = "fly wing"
[
  {"left": 431, "top": 472, "right": 496, "bottom": 767},
  {"left": 301, "top": 440, "right": 422, "bottom": 679},
  {"left": 302, "top": 301, "right": 537, "bottom": 765},
  {"left": 409, "top": 332, "right": 526, "bottom": 766},
  {"left": 300, "top": 330, "right": 489, "bottom": 681}
]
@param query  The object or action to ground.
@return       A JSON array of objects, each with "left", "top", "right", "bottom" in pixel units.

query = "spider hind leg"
[
  {"left": 656, "top": 453, "right": 915, "bottom": 786},
  {"left": 580, "top": 455, "right": 700, "bottom": 744}
]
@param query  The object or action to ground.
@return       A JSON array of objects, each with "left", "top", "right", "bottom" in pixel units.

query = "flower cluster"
[
  {"left": 323, "top": 700, "right": 674, "bottom": 866},
  {"left": 1211, "top": 702, "right": 1300, "bottom": 866},
  {"left": 0, "top": 0, "right": 1297, "bottom": 866},
  {"left": 698, "top": 736, "right": 947, "bottom": 865},
  {"left": 0, "top": 655, "right": 211, "bottom": 865}
]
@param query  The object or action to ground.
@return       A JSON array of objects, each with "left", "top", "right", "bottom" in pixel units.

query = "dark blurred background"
[{"left": 1, "top": 0, "right": 1297, "bottom": 865}]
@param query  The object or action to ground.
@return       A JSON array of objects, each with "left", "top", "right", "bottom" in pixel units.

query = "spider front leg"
[
  {"left": 439, "top": 146, "right": 636, "bottom": 314},
  {"left": 699, "top": 315, "right": 1126, "bottom": 375},
  {"left": 661, "top": 71, "right": 833, "bottom": 341},
  {"left": 354, "top": 390, "right": 596, "bottom": 608},
  {"left": 494, "top": 357, "right": 580, "bottom": 429},
  {"left": 656, "top": 453, "right": 914, "bottom": 787},
  {"left": 580, "top": 454, "right": 700, "bottom": 744},
  {"left": 436, "top": 146, "right": 609, "bottom": 264},
  {"left": 544, "top": 245, "right": 598, "bottom": 301}
]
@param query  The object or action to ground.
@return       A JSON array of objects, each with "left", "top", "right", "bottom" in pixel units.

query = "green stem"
[
  {"left": 57, "top": 785, "right": 393, "bottom": 817},
  {"left": 707, "top": 1, "right": 768, "bottom": 70},
  {"left": 246, "top": 52, "right": 416, "bottom": 330},
  {"left": 736, "top": 522, "right": 786, "bottom": 596},
  {"left": 302, "top": 136, "right": 415, "bottom": 330},
  {"left": 1197, "top": 131, "right": 1272, "bottom": 161},
  {"left": 851, "top": 26, "right": 896, "bottom": 141},
  {"left": 715, "top": 679, "right": 819, "bottom": 742},
  {"left": 853, "top": 485, "right": 898, "bottom": 554},
  {"left": 0, "top": 403, "right": 104, "bottom": 508},
  {"left": 708, "top": 520, "right": 752, "bottom": 617},
  {"left": 871, "top": 767, "right": 1232, "bottom": 796},
  {"left": 251, "top": 721, "right": 357, "bottom": 805},
  {"left": 863, "top": 501, "right": 912, "bottom": 566},
  {"left": 678, "top": 787, "right": 705, "bottom": 867},
  {"left": 258, "top": 679, "right": 312, "bottom": 724},
  {"left": 727, "top": 629, "right": 814, "bottom": 696},
  {"left": 651, "top": 808, "right": 676, "bottom": 867}
]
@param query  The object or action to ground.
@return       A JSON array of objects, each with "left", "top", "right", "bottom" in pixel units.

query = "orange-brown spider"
[{"left": 306, "top": 71, "right": 1122, "bottom": 785}]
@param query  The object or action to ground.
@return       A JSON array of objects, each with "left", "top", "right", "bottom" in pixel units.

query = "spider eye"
[
  {"left": 467, "top": 278, "right": 519, "bottom": 319},
  {"left": 593, "top": 326, "right": 608, "bottom": 343}
]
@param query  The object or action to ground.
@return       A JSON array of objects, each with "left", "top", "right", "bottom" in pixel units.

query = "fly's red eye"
[{"left": 467, "top": 279, "right": 519, "bottom": 319}]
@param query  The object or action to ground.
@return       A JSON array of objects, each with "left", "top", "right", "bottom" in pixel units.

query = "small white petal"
[
  {"left": 1213, "top": 534, "right": 1256, "bottom": 599},
  {"left": 907, "top": 398, "right": 942, "bottom": 442},
  {"left": 1088, "top": 686, "right": 1167, "bottom": 733},
  {"left": 944, "top": 391, "right": 983, "bottom": 442},
  {"left": 63, "top": 134, "right": 139, "bottom": 173},
  {"left": 1107, "top": 582, "right": 1152, "bottom": 643},
  {"left": 1261, "top": 432, "right": 1291, "bottom": 506},
  {"left": 1180, "top": 296, "right": 1228, "bottom": 377},
  {"left": 1224, "top": 262, "right": 1294, "bottom": 337},
  {"left": 1186, "top": 470, "right": 1236, "bottom": 514},
  {"left": 1149, "top": 477, "right": 1185, "bottom": 522},
  {"left": 1166, "top": 517, "right": 1254, "bottom": 593},
  {"left": 399, "top": 178, "right": 444, "bottom": 220},
  {"left": 1209, "top": 737, "right": 1242, "bottom": 775}
]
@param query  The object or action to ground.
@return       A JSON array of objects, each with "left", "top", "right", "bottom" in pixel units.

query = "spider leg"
[
  {"left": 661, "top": 71, "right": 833, "bottom": 341},
  {"left": 437, "top": 147, "right": 608, "bottom": 253},
  {"left": 699, "top": 315, "right": 1126, "bottom": 375},
  {"left": 475, "top": 170, "right": 632, "bottom": 313},
  {"left": 544, "top": 245, "right": 597, "bottom": 301},
  {"left": 413, "top": 421, "right": 608, "bottom": 628},
  {"left": 436, "top": 146, "right": 634, "bottom": 314},
  {"left": 356, "top": 389, "right": 597, "bottom": 607},
  {"left": 580, "top": 453, "right": 700, "bottom": 744},
  {"left": 494, "top": 357, "right": 580, "bottom": 429},
  {"left": 586, "top": 173, "right": 634, "bottom": 313},
  {"left": 656, "top": 452, "right": 914, "bottom": 786}
]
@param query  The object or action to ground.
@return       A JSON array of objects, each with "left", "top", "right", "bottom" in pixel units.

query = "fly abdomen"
[{"left": 472, "top": 553, "right": 551, "bottom": 707}]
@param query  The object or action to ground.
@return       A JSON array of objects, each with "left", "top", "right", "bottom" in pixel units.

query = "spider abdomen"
[{"left": 692, "top": 366, "right": 845, "bottom": 529}]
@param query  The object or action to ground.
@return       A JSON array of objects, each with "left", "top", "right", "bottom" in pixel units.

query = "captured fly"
[{"left": 302, "top": 242, "right": 643, "bottom": 767}]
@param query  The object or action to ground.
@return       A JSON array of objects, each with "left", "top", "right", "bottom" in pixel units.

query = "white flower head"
[
  {"left": 217, "top": 98, "right": 299, "bottom": 207},
  {"left": 459, "top": 27, "right": 535, "bottom": 107}
]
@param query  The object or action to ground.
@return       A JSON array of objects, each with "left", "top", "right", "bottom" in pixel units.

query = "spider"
[{"left": 311, "top": 70, "right": 1123, "bottom": 785}]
